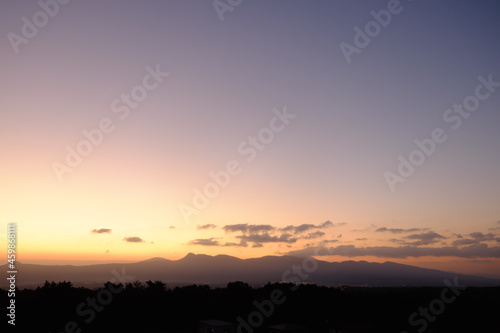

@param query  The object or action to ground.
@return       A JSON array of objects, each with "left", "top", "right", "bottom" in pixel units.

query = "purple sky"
[{"left": 1, "top": 0, "right": 499, "bottom": 275}]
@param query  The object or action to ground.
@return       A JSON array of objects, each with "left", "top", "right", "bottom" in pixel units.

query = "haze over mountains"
[{"left": 3, "top": 253, "right": 499, "bottom": 289}]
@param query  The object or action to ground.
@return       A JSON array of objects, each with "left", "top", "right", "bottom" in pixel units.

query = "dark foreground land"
[{"left": 2, "top": 281, "right": 499, "bottom": 333}]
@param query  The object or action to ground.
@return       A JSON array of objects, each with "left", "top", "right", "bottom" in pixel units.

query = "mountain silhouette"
[{"left": 2, "top": 253, "right": 499, "bottom": 288}]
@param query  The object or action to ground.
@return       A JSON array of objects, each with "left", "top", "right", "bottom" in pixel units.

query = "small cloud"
[
  {"left": 404, "top": 231, "right": 446, "bottom": 246},
  {"left": 356, "top": 238, "right": 368, "bottom": 241},
  {"left": 223, "top": 240, "right": 248, "bottom": 247},
  {"left": 188, "top": 238, "right": 219, "bottom": 246},
  {"left": 453, "top": 233, "right": 463, "bottom": 238},
  {"left": 452, "top": 239, "right": 477, "bottom": 246},
  {"left": 453, "top": 233, "right": 496, "bottom": 246},
  {"left": 237, "top": 232, "right": 297, "bottom": 244},
  {"left": 92, "top": 228, "right": 112, "bottom": 234},
  {"left": 223, "top": 224, "right": 275, "bottom": 234},
  {"left": 321, "top": 239, "right": 339, "bottom": 244},
  {"left": 281, "top": 221, "right": 338, "bottom": 234},
  {"left": 469, "top": 232, "right": 495, "bottom": 241},
  {"left": 252, "top": 243, "right": 263, "bottom": 248},
  {"left": 389, "top": 238, "right": 405, "bottom": 244},
  {"left": 376, "top": 227, "right": 424, "bottom": 234},
  {"left": 106, "top": 250, "right": 109, "bottom": 253},
  {"left": 496, "top": 238, "right": 500, "bottom": 243},
  {"left": 283, "top": 224, "right": 315, "bottom": 234},
  {"left": 169, "top": 226, "right": 176, "bottom": 229},
  {"left": 467, "top": 259, "right": 492, "bottom": 264},
  {"left": 303, "top": 231, "right": 325, "bottom": 239},
  {"left": 123, "top": 237, "right": 145, "bottom": 243},
  {"left": 337, "top": 234, "right": 342, "bottom": 238},
  {"left": 197, "top": 224, "right": 217, "bottom": 230},
  {"left": 151, "top": 241, "right": 154, "bottom": 244}
]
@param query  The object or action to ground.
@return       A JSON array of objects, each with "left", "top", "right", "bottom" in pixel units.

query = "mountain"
[{"left": 2, "top": 253, "right": 499, "bottom": 288}]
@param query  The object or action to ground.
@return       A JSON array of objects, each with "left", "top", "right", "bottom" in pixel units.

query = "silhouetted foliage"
[
  {"left": 125, "top": 280, "right": 144, "bottom": 291},
  {"left": 1, "top": 282, "right": 499, "bottom": 332},
  {"left": 146, "top": 280, "right": 166, "bottom": 292}
]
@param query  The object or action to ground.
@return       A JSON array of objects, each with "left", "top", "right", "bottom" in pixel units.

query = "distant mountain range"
[{"left": 2, "top": 253, "right": 499, "bottom": 288}]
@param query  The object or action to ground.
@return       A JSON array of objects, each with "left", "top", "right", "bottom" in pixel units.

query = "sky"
[{"left": 1, "top": 0, "right": 500, "bottom": 277}]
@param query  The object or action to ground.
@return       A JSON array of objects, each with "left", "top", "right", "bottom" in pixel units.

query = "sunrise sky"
[{"left": 1, "top": 1, "right": 500, "bottom": 277}]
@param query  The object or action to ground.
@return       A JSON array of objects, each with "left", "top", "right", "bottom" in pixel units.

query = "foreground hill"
[{"left": 2, "top": 253, "right": 499, "bottom": 288}]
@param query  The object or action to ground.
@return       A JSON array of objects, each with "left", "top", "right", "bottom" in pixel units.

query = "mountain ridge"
[{"left": 3, "top": 253, "right": 499, "bottom": 288}]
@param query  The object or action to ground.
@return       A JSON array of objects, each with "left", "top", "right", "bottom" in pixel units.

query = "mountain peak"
[
  {"left": 180, "top": 252, "right": 213, "bottom": 261},
  {"left": 142, "top": 257, "right": 167, "bottom": 262}
]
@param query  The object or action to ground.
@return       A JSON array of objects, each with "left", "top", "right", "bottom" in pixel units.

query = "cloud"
[
  {"left": 223, "top": 240, "right": 248, "bottom": 247},
  {"left": 496, "top": 238, "right": 500, "bottom": 243},
  {"left": 376, "top": 227, "right": 425, "bottom": 234},
  {"left": 321, "top": 239, "right": 339, "bottom": 243},
  {"left": 404, "top": 231, "right": 446, "bottom": 246},
  {"left": 252, "top": 243, "right": 263, "bottom": 248},
  {"left": 123, "top": 237, "right": 145, "bottom": 243},
  {"left": 283, "top": 224, "right": 316, "bottom": 234},
  {"left": 451, "top": 232, "right": 496, "bottom": 246},
  {"left": 467, "top": 259, "right": 493, "bottom": 264},
  {"left": 303, "top": 231, "right": 325, "bottom": 239},
  {"left": 452, "top": 239, "right": 478, "bottom": 246},
  {"left": 469, "top": 232, "right": 495, "bottom": 241},
  {"left": 237, "top": 232, "right": 297, "bottom": 244},
  {"left": 220, "top": 221, "right": 342, "bottom": 246},
  {"left": 286, "top": 244, "right": 500, "bottom": 258},
  {"left": 188, "top": 238, "right": 220, "bottom": 246},
  {"left": 223, "top": 224, "right": 275, "bottom": 234},
  {"left": 281, "top": 221, "right": 339, "bottom": 234},
  {"left": 188, "top": 238, "right": 248, "bottom": 247},
  {"left": 356, "top": 238, "right": 368, "bottom": 241},
  {"left": 169, "top": 226, "right": 175, "bottom": 229},
  {"left": 197, "top": 224, "right": 217, "bottom": 230},
  {"left": 389, "top": 238, "right": 402, "bottom": 243},
  {"left": 91, "top": 228, "right": 112, "bottom": 234}
]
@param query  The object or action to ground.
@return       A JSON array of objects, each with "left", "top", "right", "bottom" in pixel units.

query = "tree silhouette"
[{"left": 146, "top": 280, "right": 166, "bottom": 292}]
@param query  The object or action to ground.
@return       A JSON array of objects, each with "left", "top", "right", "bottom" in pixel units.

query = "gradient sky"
[{"left": 1, "top": 0, "right": 500, "bottom": 277}]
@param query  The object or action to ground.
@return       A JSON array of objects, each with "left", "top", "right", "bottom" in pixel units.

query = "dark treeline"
[{"left": 1, "top": 281, "right": 499, "bottom": 332}]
